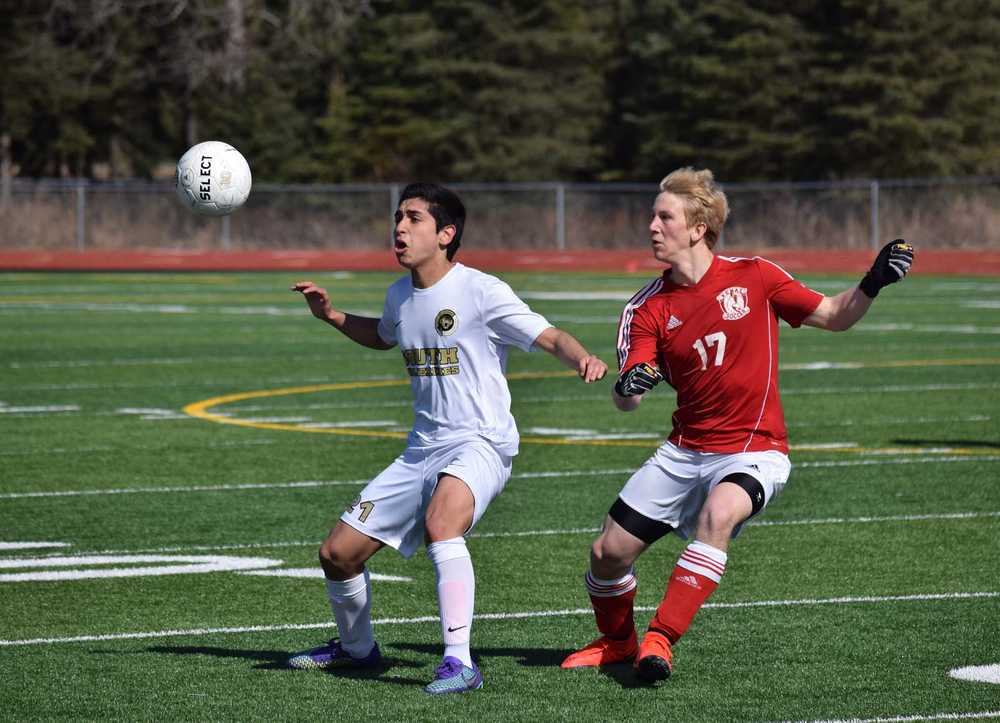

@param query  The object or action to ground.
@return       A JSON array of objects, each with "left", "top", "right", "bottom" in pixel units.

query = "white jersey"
[{"left": 376, "top": 263, "right": 552, "bottom": 456}]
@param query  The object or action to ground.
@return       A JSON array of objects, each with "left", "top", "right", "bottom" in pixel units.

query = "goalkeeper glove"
[
  {"left": 859, "top": 239, "right": 914, "bottom": 298},
  {"left": 614, "top": 362, "right": 662, "bottom": 397}
]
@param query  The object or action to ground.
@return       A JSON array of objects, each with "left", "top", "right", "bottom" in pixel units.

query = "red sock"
[
  {"left": 586, "top": 570, "right": 637, "bottom": 640},
  {"left": 649, "top": 541, "right": 727, "bottom": 644}
]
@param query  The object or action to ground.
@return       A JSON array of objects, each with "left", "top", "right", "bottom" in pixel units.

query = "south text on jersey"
[{"left": 402, "top": 346, "right": 460, "bottom": 376}]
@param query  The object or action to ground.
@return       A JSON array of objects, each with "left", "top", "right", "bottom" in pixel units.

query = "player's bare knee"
[
  {"left": 424, "top": 513, "right": 460, "bottom": 543},
  {"left": 697, "top": 503, "right": 741, "bottom": 539},
  {"left": 319, "top": 539, "right": 364, "bottom": 579},
  {"left": 590, "top": 535, "right": 632, "bottom": 576},
  {"left": 423, "top": 517, "right": 447, "bottom": 542}
]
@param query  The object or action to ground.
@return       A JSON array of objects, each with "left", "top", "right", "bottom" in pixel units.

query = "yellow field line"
[
  {"left": 182, "top": 359, "right": 998, "bottom": 452},
  {"left": 181, "top": 371, "right": 576, "bottom": 441}
]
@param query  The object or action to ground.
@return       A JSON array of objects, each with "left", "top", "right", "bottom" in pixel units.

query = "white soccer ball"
[{"left": 175, "top": 141, "right": 252, "bottom": 216}]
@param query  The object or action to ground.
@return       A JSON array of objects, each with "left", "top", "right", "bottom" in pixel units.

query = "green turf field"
[{"left": 1, "top": 270, "right": 998, "bottom": 722}]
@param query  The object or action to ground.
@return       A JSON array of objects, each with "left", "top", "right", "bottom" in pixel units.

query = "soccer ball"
[{"left": 175, "top": 141, "right": 252, "bottom": 216}]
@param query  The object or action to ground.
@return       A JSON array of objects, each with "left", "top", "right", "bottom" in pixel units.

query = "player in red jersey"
[{"left": 561, "top": 167, "right": 913, "bottom": 683}]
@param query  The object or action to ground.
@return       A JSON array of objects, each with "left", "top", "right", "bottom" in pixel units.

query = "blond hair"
[{"left": 659, "top": 167, "right": 729, "bottom": 248}]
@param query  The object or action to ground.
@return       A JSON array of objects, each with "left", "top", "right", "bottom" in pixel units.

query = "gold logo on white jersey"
[
  {"left": 435, "top": 309, "right": 458, "bottom": 336},
  {"left": 402, "top": 347, "right": 460, "bottom": 376},
  {"left": 717, "top": 287, "right": 750, "bottom": 320}
]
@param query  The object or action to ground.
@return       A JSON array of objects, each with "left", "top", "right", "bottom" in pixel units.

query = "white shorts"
[
  {"left": 340, "top": 437, "right": 512, "bottom": 558},
  {"left": 618, "top": 441, "right": 791, "bottom": 540}
]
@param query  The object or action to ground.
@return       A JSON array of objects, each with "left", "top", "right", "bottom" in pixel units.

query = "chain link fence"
[{"left": 1, "top": 176, "right": 998, "bottom": 251}]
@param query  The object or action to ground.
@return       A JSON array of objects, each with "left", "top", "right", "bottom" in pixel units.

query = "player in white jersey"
[{"left": 287, "top": 183, "right": 608, "bottom": 694}]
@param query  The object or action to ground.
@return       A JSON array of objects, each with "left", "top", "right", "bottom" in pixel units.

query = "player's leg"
[
  {"left": 637, "top": 451, "right": 787, "bottom": 682},
  {"left": 561, "top": 499, "right": 670, "bottom": 669},
  {"left": 290, "top": 451, "right": 427, "bottom": 672},
  {"left": 288, "top": 521, "right": 384, "bottom": 670},
  {"left": 635, "top": 481, "right": 750, "bottom": 682},
  {"left": 425, "top": 474, "right": 477, "bottom": 669},
  {"left": 421, "top": 442, "right": 510, "bottom": 695}
]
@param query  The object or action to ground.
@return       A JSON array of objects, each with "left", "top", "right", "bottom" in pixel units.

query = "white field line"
[
  {"left": 523, "top": 426, "right": 660, "bottom": 440},
  {"left": 797, "top": 456, "right": 1000, "bottom": 468},
  {"left": 543, "top": 315, "right": 1000, "bottom": 333},
  {"left": 781, "top": 382, "right": 1000, "bottom": 396},
  {"left": 789, "top": 414, "right": 990, "bottom": 429},
  {"left": 8, "top": 358, "right": 202, "bottom": 369},
  {"left": 237, "top": 568, "right": 413, "bottom": 582},
  {"left": 519, "top": 291, "right": 635, "bottom": 300},
  {"left": 4, "top": 453, "right": 1000, "bottom": 501},
  {"left": 0, "top": 404, "right": 80, "bottom": 414},
  {"left": 0, "top": 479, "right": 370, "bottom": 500},
  {"left": 0, "top": 555, "right": 282, "bottom": 582},
  {"left": 113, "top": 408, "right": 194, "bottom": 421},
  {"left": 298, "top": 420, "right": 398, "bottom": 429},
  {"left": 780, "top": 711, "right": 1000, "bottom": 723},
  {"left": 4, "top": 351, "right": 390, "bottom": 370},
  {"left": 30, "top": 401, "right": 988, "bottom": 433},
  {"left": 3, "top": 378, "right": 1000, "bottom": 396},
  {"left": 5, "top": 510, "right": 998, "bottom": 561},
  {"left": 1, "top": 590, "right": 996, "bottom": 647},
  {"left": 950, "top": 664, "right": 1000, "bottom": 685},
  {"left": 6, "top": 355, "right": 980, "bottom": 373},
  {"left": 855, "top": 323, "right": 1000, "bottom": 335},
  {"left": 0, "top": 302, "right": 380, "bottom": 318},
  {"left": 474, "top": 510, "right": 1000, "bottom": 538},
  {"left": 7, "top": 540, "right": 322, "bottom": 557},
  {"left": 246, "top": 395, "right": 1000, "bottom": 416},
  {"left": 0, "top": 373, "right": 400, "bottom": 392},
  {"left": 929, "top": 282, "right": 1000, "bottom": 292},
  {"left": 0, "top": 439, "right": 276, "bottom": 457},
  {"left": 753, "top": 511, "right": 1000, "bottom": 527}
]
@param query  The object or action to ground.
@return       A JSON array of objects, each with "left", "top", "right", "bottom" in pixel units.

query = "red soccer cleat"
[
  {"left": 560, "top": 632, "right": 638, "bottom": 668},
  {"left": 634, "top": 629, "right": 673, "bottom": 682}
]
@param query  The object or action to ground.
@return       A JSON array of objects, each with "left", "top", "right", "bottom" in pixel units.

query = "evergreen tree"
[
  {"left": 613, "top": 0, "right": 816, "bottom": 181},
  {"left": 2, "top": 0, "right": 998, "bottom": 182},
  {"left": 327, "top": 0, "right": 610, "bottom": 181},
  {"left": 806, "top": 0, "right": 959, "bottom": 178}
]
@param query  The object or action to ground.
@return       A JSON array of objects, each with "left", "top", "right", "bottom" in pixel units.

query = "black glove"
[
  {"left": 614, "top": 362, "right": 662, "bottom": 397},
  {"left": 859, "top": 239, "right": 914, "bottom": 298}
]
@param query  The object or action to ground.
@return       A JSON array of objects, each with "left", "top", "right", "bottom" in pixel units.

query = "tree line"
[{"left": 2, "top": 0, "right": 998, "bottom": 183}]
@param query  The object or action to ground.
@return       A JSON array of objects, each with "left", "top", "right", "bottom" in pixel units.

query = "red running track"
[{"left": 0, "top": 248, "right": 997, "bottom": 275}]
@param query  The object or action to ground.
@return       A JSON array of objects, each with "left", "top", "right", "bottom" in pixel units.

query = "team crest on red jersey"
[{"left": 717, "top": 286, "right": 750, "bottom": 320}]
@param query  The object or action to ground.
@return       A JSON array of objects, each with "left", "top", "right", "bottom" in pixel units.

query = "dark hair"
[{"left": 398, "top": 183, "right": 466, "bottom": 260}]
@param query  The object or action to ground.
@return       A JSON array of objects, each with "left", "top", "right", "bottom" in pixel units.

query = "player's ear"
[
  {"left": 437, "top": 224, "right": 456, "bottom": 248},
  {"left": 689, "top": 222, "right": 708, "bottom": 246}
]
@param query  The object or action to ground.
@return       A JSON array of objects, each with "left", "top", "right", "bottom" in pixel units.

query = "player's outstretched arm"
[
  {"left": 291, "top": 281, "right": 394, "bottom": 350},
  {"left": 803, "top": 240, "right": 914, "bottom": 332},
  {"left": 533, "top": 327, "right": 608, "bottom": 383}
]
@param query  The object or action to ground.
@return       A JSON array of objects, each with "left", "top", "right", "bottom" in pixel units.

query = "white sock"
[
  {"left": 427, "top": 537, "right": 475, "bottom": 667},
  {"left": 325, "top": 569, "right": 375, "bottom": 658}
]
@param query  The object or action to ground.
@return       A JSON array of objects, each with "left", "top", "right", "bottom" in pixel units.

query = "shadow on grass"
[
  {"left": 391, "top": 641, "right": 566, "bottom": 668},
  {"left": 392, "top": 642, "right": 663, "bottom": 690},
  {"left": 143, "top": 645, "right": 425, "bottom": 687},
  {"left": 594, "top": 662, "right": 664, "bottom": 690}
]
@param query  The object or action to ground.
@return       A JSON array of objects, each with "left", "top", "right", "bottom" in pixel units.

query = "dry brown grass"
[{"left": 1, "top": 182, "right": 997, "bottom": 251}]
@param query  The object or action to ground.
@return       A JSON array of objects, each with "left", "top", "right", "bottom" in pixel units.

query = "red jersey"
[{"left": 617, "top": 255, "right": 823, "bottom": 454}]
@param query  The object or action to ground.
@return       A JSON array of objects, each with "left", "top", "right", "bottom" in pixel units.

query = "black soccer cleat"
[
  {"left": 635, "top": 654, "right": 672, "bottom": 683},
  {"left": 634, "top": 630, "right": 673, "bottom": 683}
]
